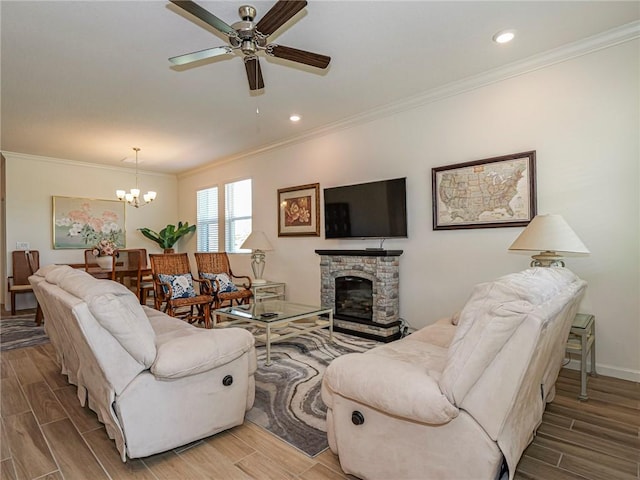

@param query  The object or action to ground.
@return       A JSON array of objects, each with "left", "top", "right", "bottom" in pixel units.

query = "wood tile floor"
[{"left": 1, "top": 341, "right": 638, "bottom": 479}]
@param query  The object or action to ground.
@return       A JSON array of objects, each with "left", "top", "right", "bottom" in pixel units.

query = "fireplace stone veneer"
[{"left": 315, "top": 250, "right": 403, "bottom": 342}]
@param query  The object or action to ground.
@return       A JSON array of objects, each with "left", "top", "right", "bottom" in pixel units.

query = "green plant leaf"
[{"left": 137, "top": 222, "right": 196, "bottom": 249}]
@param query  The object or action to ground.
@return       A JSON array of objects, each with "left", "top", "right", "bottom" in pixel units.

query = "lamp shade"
[
  {"left": 240, "top": 231, "right": 273, "bottom": 251},
  {"left": 509, "top": 214, "right": 589, "bottom": 254}
]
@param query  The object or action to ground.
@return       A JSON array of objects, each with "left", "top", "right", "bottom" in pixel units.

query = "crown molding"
[
  {"left": 179, "top": 20, "right": 640, "bottom": 180},
  {"left": 1, "top": 151, "right": 175, "bottom": 178}
]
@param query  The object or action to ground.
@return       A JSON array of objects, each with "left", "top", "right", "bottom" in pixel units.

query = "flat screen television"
[{"left": 324, "top": 177, "right": 407, "bottom": 239}]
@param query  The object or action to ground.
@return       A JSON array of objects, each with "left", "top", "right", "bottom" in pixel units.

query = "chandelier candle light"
[
  {"left": 116, "top": 147, "right": 156, "bottom": 208},
  {"left": 240, "top": 231, "right": 273, "bottom": 284},
  {"left": 509, "top": 214, "right": 590, "bottom": 267}
]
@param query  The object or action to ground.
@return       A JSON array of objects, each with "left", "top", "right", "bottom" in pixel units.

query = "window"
[
  {"left": 225, "top": 179, "right": 252, "bottom": 252},
  {"left": 196, "top": 186, "right": 218, "bottom": 252}
]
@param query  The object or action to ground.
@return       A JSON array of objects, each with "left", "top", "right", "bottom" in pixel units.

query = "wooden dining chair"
[
  {"left": 149, "top": 253, "right": 213, "bottom": 327},
  {"left": 120, "top": 249, "right": 154, "bottom": 305},
  {"left": 194, "top": 252, "right": 253, "bottom": 309},
  {"left": 84, "top": 249, "right": 116, "bottom": 280},
  {"left": 8, "top": 250, "right": 39, "bottom": 315}
]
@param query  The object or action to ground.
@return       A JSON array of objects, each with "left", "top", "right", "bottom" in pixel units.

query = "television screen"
[{"left": 324, "top": 177, "right": 407, "bottom": 239}]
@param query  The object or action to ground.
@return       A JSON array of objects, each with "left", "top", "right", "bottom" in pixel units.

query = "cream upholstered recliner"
[
  {"left": 30, "top": 264, "right": 256, "bottom": 461},
  {"left": 322, "top": 267, "right": 587, "bottom": 480}
]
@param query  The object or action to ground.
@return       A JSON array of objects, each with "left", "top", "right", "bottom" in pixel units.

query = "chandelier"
[{"left": 116, "top": 147, "right": 156, "bottom": 208}]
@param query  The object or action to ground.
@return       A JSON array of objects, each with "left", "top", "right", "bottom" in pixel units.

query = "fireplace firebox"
[
  {"left": 335, "top": 276, "right": 373, "bottom": 322},
  {"left": 316, "top": 249, "right": 403, "bottom": 342}
]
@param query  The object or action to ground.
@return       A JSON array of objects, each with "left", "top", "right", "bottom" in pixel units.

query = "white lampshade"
[
  {"left": 240, "top": 231, "right": 273, "bottom": 284},
  {"left": 509, "top": 214, "right": 589, "bottom": 267},
  {"left": 241, "top": 231, "right": 273, "bottom": 251}
]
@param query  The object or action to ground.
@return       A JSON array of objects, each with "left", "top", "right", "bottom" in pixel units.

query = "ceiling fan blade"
[
  {"left": 169, "top": 46, "right": 232, "bottom": 66},
  {"left": 170, "top": 0, "right": 236, "bottom": 36},
  {"left": 256, "top": 0, "right": 307, "bottom": 37},
  {"left": 244, "top": 57, "right": 265, "bottom": 91},
  {"left": 267, "top": 44, "right": 330, "bottom": 69}
]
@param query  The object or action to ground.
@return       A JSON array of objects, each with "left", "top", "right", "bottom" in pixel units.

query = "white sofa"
[
  {"left": 30, "top": 264, "right": 257, "bottom": 460},
  {"left": 322, "top": 267, "right": 587, "bottom": 480}
]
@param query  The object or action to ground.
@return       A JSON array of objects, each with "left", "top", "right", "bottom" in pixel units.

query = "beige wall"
[
  {"left": 3, "top": 153, "right": 179, "bottom": 309},
  {"left": 178, "top": 40, "right": 639, "bottom": 381}
]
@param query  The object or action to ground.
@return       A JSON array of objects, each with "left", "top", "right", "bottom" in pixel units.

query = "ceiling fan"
[{"left": 168, "top": 0, "right": 331, "bottom": 91}]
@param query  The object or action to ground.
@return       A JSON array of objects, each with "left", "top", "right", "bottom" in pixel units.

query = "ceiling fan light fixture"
[
  {"left": 169, "top": 0, "right": 331, "bottom": 92},
  {"left": 493, "top": 29, "right": 515, "bottom": 44}
]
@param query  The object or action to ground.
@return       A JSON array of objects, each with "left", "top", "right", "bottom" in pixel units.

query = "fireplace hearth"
[{"left": 316, "top": 250, "right": 403, "bottom": 342}]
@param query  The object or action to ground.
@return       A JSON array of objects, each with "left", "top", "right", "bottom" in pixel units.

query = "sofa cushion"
[
  {"left": 439, "top": 267, "right": 580, "bottom": 405},
  {"left": 36, "top": 264, "right": 68, "bottom": 278},
  {"left": 200, "top": 272, "right": 238, "bottom": 293},
  {"left": 88, "top": 293, "right": 157, "bottom": 368},
  {"left": 145, "top": 306, "right": 193, "bottom": 336},
  {"left": 44, "top": 264, "right": 76, "bottom": 284},
  {"left": 151, "top": 328, "right": 254, "bottom": 379},
  {"left": 55, "top": 268, "right": 133, "bottom": 301},
  {"left": 157, "top": 273, "right": 196, "bottom": 299}
]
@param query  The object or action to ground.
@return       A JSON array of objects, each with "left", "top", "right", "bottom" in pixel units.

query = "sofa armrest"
[
  {"left": 322, "top": 353, "right": 458, "bottom": 425},
  {"left": 151, "top": 328, "right": 255, "bottom": 379}
]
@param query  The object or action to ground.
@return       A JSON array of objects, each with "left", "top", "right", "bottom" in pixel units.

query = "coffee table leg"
[
  {"left": 329, "top": 310, "right": 333, "bottom": 341},
  {"left": 266, "top": 325, "right": 272, "bottom": 366}
]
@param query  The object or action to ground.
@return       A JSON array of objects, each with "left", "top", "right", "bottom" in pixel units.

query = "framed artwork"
[
  {"left": 52, "top": 196, "right": 126, "bottom": 249},
  {"left": 432, "top": 151, "right": 536, "bottom": 230},
  {"left": 277, "top": 183, "right": 320, "bottom": 237}
]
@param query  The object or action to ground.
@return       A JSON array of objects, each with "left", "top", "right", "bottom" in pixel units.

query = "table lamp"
[
  {"left": 508, "top": 214, "right": 589, "bottom": 267},
  {"left": 240, "top": 231, "right": 273, "bottom": 284}
]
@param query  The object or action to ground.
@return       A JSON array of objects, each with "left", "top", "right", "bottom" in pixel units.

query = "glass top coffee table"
[{"left": 213, "top": 300, "right": 333, "bottom": 365}]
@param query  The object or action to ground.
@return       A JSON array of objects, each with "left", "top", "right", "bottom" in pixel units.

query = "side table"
[
  {"left": 566, "top": 313, "right": 596, "bottom": 400},
  {"left": 251, "top": 281, "right": 286, "bottom": 302}
]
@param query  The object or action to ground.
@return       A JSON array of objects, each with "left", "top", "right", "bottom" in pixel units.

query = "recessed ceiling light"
[
  {"left": 289, "top": 114, "right": 301, "bottom": 122},
  {"left": 493, "top": 30, "right": 515, "bottom": 44}
]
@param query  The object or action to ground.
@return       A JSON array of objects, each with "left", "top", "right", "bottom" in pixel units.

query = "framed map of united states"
[{"left": 432, "top": 151, "right": 536, "bottom": 230}]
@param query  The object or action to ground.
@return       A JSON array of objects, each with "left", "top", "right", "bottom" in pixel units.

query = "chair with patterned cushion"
[
  {"left": 149, "top": 253, "right": 214, "bottom": 328},
  {"left": 194, "top": 252, "right": 253, "bottom": 309},
  {"left": 8, "top": 250, "right": 39, "bottom": 315}
]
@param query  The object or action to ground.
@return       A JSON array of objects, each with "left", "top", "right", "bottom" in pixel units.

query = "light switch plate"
[{"left": 16, "top": 242, "right": 30, "bottom": 250}]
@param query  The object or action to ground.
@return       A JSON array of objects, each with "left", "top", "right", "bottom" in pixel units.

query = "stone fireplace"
[{"left": 315, "top": 250, "right": 403, "bottom": 342}]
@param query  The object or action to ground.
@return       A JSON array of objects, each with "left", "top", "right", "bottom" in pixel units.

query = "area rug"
[
  {"left": 0, "top": 313, "right": 49, "bottom": 351},
  {"left": 247, "top": 329, "right": 379, "bottom": 457}
]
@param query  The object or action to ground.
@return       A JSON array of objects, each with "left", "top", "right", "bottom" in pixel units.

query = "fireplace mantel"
[{"left": 314, "top": 249, "right": 403, "bottom": 257}]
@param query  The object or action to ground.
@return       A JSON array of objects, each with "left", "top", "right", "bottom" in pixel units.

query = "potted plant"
[{"left": 138, "top": 222, "right": 196, "bottom": 253}]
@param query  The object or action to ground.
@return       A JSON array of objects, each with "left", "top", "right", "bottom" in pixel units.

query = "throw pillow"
[
  {"left": 157, "top": 273, "right": 196, "bottom": 299},
  {"left": 200, "top": 272, "right": 239, "bottom": 293}
]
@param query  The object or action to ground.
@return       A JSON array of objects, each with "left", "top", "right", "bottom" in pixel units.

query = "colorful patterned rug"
[
  {"left": 0, "top": 313, "right": 49, "bottom": 351},
  {"left": 247, "top": 329, "right": 379, "bottom": 457}
]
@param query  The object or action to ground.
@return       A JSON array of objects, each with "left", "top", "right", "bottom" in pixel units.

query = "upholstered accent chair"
[
  {"left": 7, "top": 250, "right": 39, "bottom": 315},
  {"left": 194, "top": 252, "right": 253, "bottom": 309},
  {"left": 149, "top": 253, "right": 214, "bottom": 328}
]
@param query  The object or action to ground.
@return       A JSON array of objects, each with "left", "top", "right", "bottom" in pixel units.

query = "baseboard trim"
[{"left": 564, "top": 358, "right": 640, "bottom": 383}]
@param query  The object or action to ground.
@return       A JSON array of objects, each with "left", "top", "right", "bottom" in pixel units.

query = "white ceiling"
[{"left": 2, "top": 1, "right": 639, "bottom": 174}]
